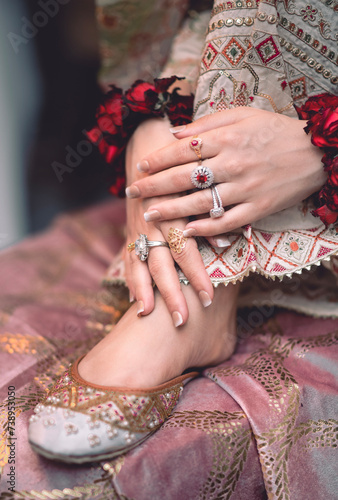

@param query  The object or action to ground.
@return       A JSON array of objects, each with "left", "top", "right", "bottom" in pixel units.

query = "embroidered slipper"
[{"left": 28, "top": 356, "right": 198, "bottom": 464}]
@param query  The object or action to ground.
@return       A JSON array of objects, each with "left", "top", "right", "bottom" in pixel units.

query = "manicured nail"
[
  {"left": 125, "top": 185, "right": 141, "bottom": 198},
  {"left": 129, "top": 291, "right": 135, "bottom": 303},
  {"left": 215, "top": 237, "right": 231, "bottom": 248},
  {"left": 172, "top": 311, "right": 183, "bottom": 327},
  {"left": 199, "top": 290, "right": 212, "bottom": 308},
  {"left": 137, "top": 301, "right": 144, "bottom": 316},
  {"left": 137, "top": 160, "right": 149, "bottom": 173},
  {"left": 183, "top": 228, "right": 197, "bottom": 238},
  {"left": 169, "top": 125, "right": 186, "bottom": 134},
  {"left": 144, "top": 210, "right": 161, "bottom": 222}
]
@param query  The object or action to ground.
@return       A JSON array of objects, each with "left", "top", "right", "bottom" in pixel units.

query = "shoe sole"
[{"left": 29, "top": 432, "right": 154, "bottom": 464}]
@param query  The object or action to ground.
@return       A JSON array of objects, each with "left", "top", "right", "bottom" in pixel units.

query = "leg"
[{"left": 78, "top": 282, "right": 239, "bottom": 389}]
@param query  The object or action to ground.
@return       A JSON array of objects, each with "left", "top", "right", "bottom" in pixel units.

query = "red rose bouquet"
[
  {"left": 296, "top": 93, "right": 338, "bottom": 225},
  {"left": 87, "top": 76, "right": 194, "bottom": 196}
]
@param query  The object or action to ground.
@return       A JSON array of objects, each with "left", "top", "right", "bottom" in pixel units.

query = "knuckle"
[
  {"left": 200, "top": 189, "right": 214, "bottom": 212},
  {"left": 171, "top": 169, "right": 188, "bottom": 190},
  {"left": 227, "top": 157, "right": 244, "bottom": 178},
  {"left": 176, "top": 142, "right": 190, "bottom": 164},
  {"left": 148, "top": 256, "right": 165, "bottom": 277}
]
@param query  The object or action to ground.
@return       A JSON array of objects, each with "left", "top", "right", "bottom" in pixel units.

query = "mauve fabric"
[{"left": 0, "top": 200, "right": 337, "bottom": 499}]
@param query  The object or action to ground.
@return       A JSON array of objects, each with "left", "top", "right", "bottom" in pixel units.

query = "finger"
[
  {"left": 206, "top": 235, "right": 233, "bottom": 249},
  {"left": 183, "top": 202, "right": 259, "bottom": 237},
  {"left": 129, "top": 249, "right": 155, "bottom": 316},
  {"left": 144, "top": 182, "right": 242, "bottom": 221},
  {"left": 161, "top": 223, "right": 214, "bottom": 306},
  {"left": 130, "top": 157, "right": 232, "bottom": 199},
  {"left": 136, "top": 130, "right": 221, "bottom": 175},
  {"left": 147, "top": 247, "right": 189, "bottom": 326},
  {"left": 170, "top": 107, "right": 256, "bottom": 138},
  {"left": 124, "top": 251, "right": 136, "bottom": 302}
]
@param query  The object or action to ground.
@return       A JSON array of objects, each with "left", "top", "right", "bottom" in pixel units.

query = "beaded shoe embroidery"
[{"left": 28, "top": 357, "right": 198, "bottom": 463}]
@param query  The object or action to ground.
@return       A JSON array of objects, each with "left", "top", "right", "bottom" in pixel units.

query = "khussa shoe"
[{"left": 28, "top": 357, "right": 198, "bottom": 463}]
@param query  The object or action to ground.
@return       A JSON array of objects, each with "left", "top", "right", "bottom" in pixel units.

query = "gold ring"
[
  {"left": 127, "top": 242, "right": 135, "bottom": 252},
  {"left": 167, "top": 227, "right": 188, "bottom": 254},
  {"left": 190, "top": 136, "right": 203, "bottom": 163}
]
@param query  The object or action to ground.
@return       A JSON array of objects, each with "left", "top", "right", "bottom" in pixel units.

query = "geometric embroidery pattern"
[
  {"left": 256, "top": 35, "right": 281, "bottom": 64},
  {"left": 289, "top": 77, "right": 307, "bottom": 101},
  {"left": 174, "top": 225, "right": 338, "bottom": 285},
  {"left": 202, "top": 43, "right": 218, "bottom": 69},
  {"left": 222, "top": 37, "right": 246, "bottom": 66}
]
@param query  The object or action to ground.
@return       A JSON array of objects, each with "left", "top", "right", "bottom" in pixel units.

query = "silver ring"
[
  {"left": 210, "top": 185, "right": 225, "bottom": 218},
  {"left": 191, "top": 165, "right": 214, "bottom": 189},
  {"left": 134, "top": 234, "right": 169, "bottom": 261}
]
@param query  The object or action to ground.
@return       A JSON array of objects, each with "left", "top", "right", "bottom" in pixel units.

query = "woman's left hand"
[{"left": 126, "top": 107, "right": 326, "bottom": 237}]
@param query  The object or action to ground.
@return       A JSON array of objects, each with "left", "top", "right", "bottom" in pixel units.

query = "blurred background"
[
  {"left": 0, "top": 0, "right": 204, "bottom": 250},
  {"left": 0, "top": 0, "right": 107, "bottom": 250}
]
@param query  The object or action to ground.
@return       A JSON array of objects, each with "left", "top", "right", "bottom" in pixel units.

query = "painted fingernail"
[
  {"left": 125, "top": 185, "right": 141, "bottom": 198},
  {"left": 199, "top": 290, "right": 212, "bottom": 308},
  {"left": 183, "top": 228, "right": 197, "bottom": 238},
  {"left": 215, "top": 237, "right": 231, "bottom": 248},
  {"left": 172, "top": 311, "right": 183, "bottom": 327},
  {"left": 137, "top": 160, "right": 149, "bottom": 173},
  {"left": 137, "top": 301, "right": 144, "bottom": 316},
  {"left": 144, "top": 210, "right": 161, "bottom": 222},
  {"left": 169, "top": 125, "right": 186, "bottom": 134},
  {"left": 129, "top": 291, "right": 135, "bottom": 303}
]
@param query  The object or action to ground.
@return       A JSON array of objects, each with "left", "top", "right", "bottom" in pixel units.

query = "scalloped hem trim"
[{"left": 103, "top": 249, "right": 338, "bottom": 289}]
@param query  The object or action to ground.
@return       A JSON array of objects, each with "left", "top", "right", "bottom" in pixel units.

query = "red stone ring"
[
  {"left": 190, "top": 136, "right": 203, "bottom": 162},
  {"left": 191, "top": 165, "right": 214, "bottom": 189}
]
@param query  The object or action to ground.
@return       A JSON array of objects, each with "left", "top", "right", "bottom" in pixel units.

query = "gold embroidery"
[
  {"left": 280, "top": 37, "right": 338, "bottom": 84},
  {"left": 208, "top": 12, "right": 278, "bottom": 33},
  {"left": 2, "top": 481, "right": 128, "bottom": 499},
  {"left": 164, "top": 410, "right": 252, "bottom": 499},
  {"left": 279, "top": 15, "right": 338, "bottom": 65}
]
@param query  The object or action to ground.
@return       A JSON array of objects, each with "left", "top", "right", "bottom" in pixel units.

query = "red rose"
[
  {"left": 309, "top": 107, "right": 338, "bottom": 149},
  {"left": 153, "top": 76, "right": 180, "bottom": 94},
  {"left": 125, "top": 80, "right": 157, "bottom": 114},
  {"left": 296, "top": 93, "right": 338, "bottom": 120},
  {"left": 312, "top": 204, "right": 338, "bottom": 225},
  {"left": 166, "top": 89, "right": 194, "bottom": 126}
]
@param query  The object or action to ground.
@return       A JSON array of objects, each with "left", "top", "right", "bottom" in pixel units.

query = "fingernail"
[
  {"left": 199, "top": 290, "right": 212, "bottom": 308},
  {"left": 169, "top": 125, "right": 186, "bottom": 134},
  {"left": 125, "top": 185, "right": 141, "bottom": 198},
  {"left": 137, "top": 300, "right": 144, "bottom": 316},
  {"left": 129, "top": 291, "right": 135, "bottom": 303},
  {"left": 137, "top": 160, "right": 149, "bottom": 173},
  {"left": 215, "top": 237, "right": 231, "bottom": 248},
  {"left": 144, "top": 210, "right": 161, "bottom": 222},
  {"left": 172, "top": 311, "right": 183, "bottom": 327},
  {"left": 183, "top": 228, "right": 197, "bottom": 238}
]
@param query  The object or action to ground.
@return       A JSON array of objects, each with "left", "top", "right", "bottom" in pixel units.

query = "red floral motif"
[
  {"left": 86, "top": 77, "right": 194, "bottom": 197},
  {"left": 296, "top": 93, "right": 338, "bottom": 226},
  {"left": 300, "top": 4, "right": 317, "bottom": 22}
]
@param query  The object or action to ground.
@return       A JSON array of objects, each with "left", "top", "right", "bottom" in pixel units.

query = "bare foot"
[{"left": 78, "top": 283, "right": 239, "bottom": 389}]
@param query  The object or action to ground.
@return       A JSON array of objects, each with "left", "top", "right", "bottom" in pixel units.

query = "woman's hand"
[
  {"left": 126, "top": 107, "right": 326, "bottom": 237},
  {"left": 124, "top": 118, "right": 214, "bottom": 326}
]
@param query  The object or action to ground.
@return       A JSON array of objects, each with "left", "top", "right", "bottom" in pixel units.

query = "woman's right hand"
[{"left": 124, "top": 118, "right": 214, "bottom": 327}]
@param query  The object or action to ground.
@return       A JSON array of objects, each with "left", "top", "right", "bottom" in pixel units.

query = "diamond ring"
[{"left": 128, "top": 234, "right": 169, "bottom": 261}]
